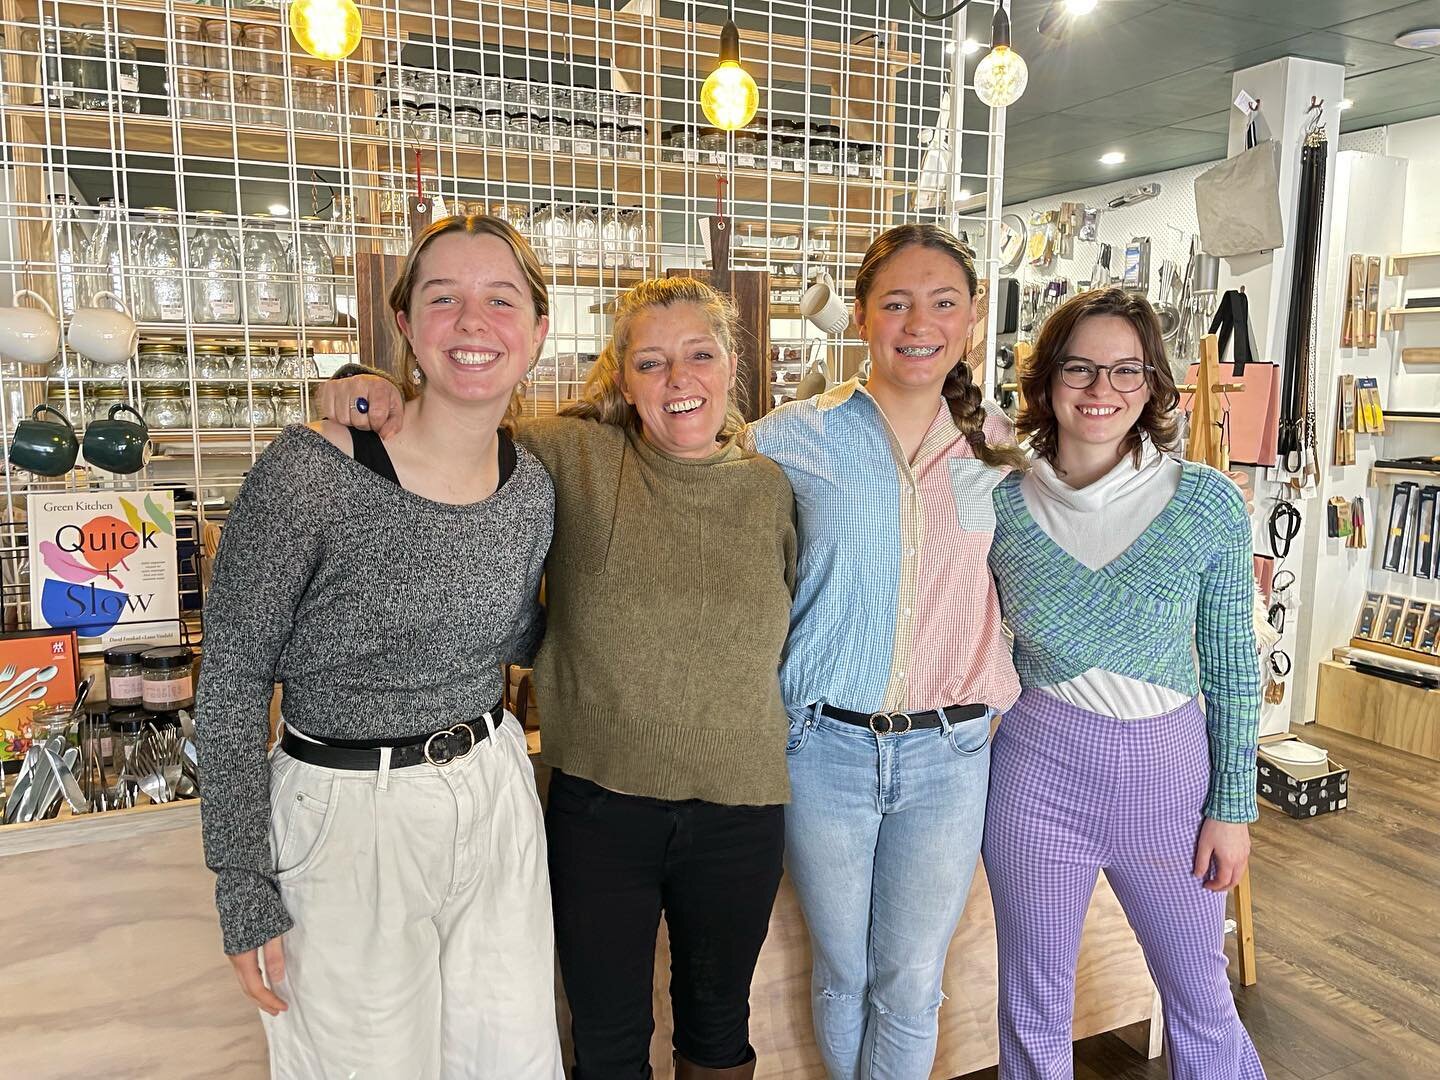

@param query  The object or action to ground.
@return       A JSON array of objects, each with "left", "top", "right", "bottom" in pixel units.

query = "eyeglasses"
[{"left": 1058, "top": 360, "right": 1153, "bottom": 393}]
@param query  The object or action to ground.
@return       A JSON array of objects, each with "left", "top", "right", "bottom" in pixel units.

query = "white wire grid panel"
[{"left": 0, "top": 0, "right": 1005, "bottom": 635}]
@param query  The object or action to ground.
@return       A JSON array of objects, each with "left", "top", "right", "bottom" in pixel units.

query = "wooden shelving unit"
[
  {"left": 1383, "top": 306, "right": 1440, "bottom": 329},
  {"left": 1388, "top": 250, "right": 1440, "bottom": 275}
]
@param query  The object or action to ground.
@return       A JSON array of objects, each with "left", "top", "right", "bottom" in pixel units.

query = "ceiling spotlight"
[
  {"left": 1394, "top": 27, "right": 1440, "bottom": 49},
  {"left": 1338, "top": 98, "right": 1354, "bottom": 111},
  {"left": 1039, "top": 0, "right": 1098, "bottom": 37},
  {"left": 268, "top": 203, "right": 290, "bottom": 216},
  {"left": 962, "top": 38, "right": 983, "bottom": 55},
  {"left": 1099, "top": 151, "right": 1126, "bottom": 165}
]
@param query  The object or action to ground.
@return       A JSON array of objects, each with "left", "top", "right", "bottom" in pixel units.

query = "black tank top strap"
[
  {"left": 498, "top": 427, "right": 517, "bottom": 487},
  {"left": 348, "top": 426, "right": 400, "bottom": 487}
]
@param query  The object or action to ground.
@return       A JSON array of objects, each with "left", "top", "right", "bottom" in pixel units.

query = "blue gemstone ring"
[{"left": 354, "top": 396, "right": 369, "bottom": 415}]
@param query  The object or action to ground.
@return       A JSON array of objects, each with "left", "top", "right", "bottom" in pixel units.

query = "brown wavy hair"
[
  {"left": 561, "top": 276, "right": 748, "bottom": 443},
  {"left": 1018, "top": 286, "right": 1180, "bottom": 467},
  {"left": 388, "top": 214, "right": 550, "bottom": 431},
  {"left": 854, "top": 223, "right": 1027, "bottom": 471}
]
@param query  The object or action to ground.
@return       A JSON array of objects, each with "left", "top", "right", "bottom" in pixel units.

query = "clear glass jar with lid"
[
  {"left": 617, "top": 124, "right": 643, "bottom": 161},
  {"left": 84, "top": 350, "right": 131, "bottom": 382},
  {"left": 483, "top": 109, "right": 506, "bottom": 147},
  {"left": 572, "top": 204, "right": 599, "bottom": 268},
  {"left": 378, "top": 97, "right": 419, "bottom": 133},
  {"left": 237, "top": 347, "right": 278, "bottom": 379},
  {"left": 85, "top": 384, "right": 129, "bottom": 426},
  {"left": 698, "top": 126, "right": 726, "bottom": 163},
  {"left": 811, "top": 124, "right": 841, "bottom": 173},
  {"left": 234, "top": 387, "right": 279, "bottom": 428},
  {"left": 45, "top": 386, "right": 85, "bottom": 427},
  {"left": 276, "top": 347, "right": 318, "bottom": 379},
  {"left": 415, "top": 102, "right": 450, "bottom": 142},
  {"left": 192, "top": 343, "right": 231, "bottom": 381},
  {"left": 241, "top": 214, "right": 294, "bottom": 326},
  {"left": 453, "top": 105, "right": 483, "bottom": 145},
  {"left": 132, "top": 207, "right": 186, "bottom": 323},
  {"left": 137, "top": 341, "right": 186, "bottom": 382},
  {"left": 504, "top": 112, "right": 533, "bottom": 151},
  {"left": 660, "top": 126, "right": 683, "bottom": 163},
  {"left": 274, "top": 387, "right": 305, "bottom": 426},
  {"left": 503, "top": 80, "right": 528, "bottom": 111},
  {"left": 189, "top": 210, "right": 241, "bottom": 324},
  {"left": 597, "top": 121, "right": 618, "bottom": 158},
  {"left": 141, "top": 386, "right": 190, "bottom": 430},
  {"left": 296, "top": 219, "right": 338, "bottom": 327},
  {"left": 194, "top": 385, "right": 233, "bottom": 429},
  {"left": 571, "top": 116, "right": 597, "bottom": 154},
  {"left": 734, "top": 129, "right": 761, "bottom": 166}
]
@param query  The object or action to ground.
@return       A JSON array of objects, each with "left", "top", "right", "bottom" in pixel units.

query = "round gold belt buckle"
[
  {"left": 868, "top": 711, "right": 912, "bottom": 735},
  {"left": 424, "top": 723, "right": 476, "bottom": 767}
]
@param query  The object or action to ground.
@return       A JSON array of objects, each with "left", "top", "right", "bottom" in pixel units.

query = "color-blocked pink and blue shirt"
[{"left": 750, "top": 379, "right": 1021, "bottom": 715}]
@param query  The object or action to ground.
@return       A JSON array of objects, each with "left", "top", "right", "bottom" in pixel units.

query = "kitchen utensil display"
[
  {"left": 1414, "top": 487, "right": 1438, "bottom": 578},
  {"left": 1086, "top": 243, "right": 1112, "bottom": 288},
  {"left": 5, "top": 404, "right": 79, "bottom": 476},
  {"left": 64, "top": 291, "right": 139, "bottom": 367},
  {"left": 0, "top": 289, "right": 61, "bottom": 365},
  {"left": 1122, "top": 237, "right": 1151, "bottom": 290},
  {"left": 1383, "top": 482, "right": 1416, "bottom": 572},
  {"left": 1106, "top": 182, "right": 1160, "bottom": 209},
  {"left": 81, "top": 403, "right": 149, "bottom": 474},
  {"left": 1154, "top": 260, "right": 1181, "bottom": 340}
]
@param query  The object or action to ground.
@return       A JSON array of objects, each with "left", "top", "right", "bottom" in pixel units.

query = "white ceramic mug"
[
  {"left": 66, "top": 291, "right": 138, "bottom": 367},
  {"left": 799, "top": 273, "right": 851, "bottom": 335},
  {"left": 0, "top": 290, "right": 61, "bottom": 365}
]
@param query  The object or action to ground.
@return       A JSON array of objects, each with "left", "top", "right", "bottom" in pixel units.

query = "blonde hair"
[
  {"left": 388, "top": 214, "right": 550, "bottom": 431},
  {"left": 562, "top": 277, "right": 748, "bottom": 442}
]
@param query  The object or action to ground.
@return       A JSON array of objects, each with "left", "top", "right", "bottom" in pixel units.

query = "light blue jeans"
[{"left": 784, "top": 703, "right": 993, "bottom": 1080}]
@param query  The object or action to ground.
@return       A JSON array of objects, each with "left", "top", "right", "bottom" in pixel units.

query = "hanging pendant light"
[
  {"left": 290, "top": 0, "right": 363, "bottom": 62},
  {"left": 700, "top": 12, "right": 759, "bottom": 131},
  {"left": 974, "top": 1, "right": 1028, "bottom": 109}
]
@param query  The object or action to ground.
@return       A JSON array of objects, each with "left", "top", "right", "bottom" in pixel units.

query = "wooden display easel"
[{"left": 1180, "top": 332, "right": 1257, "bottom": 988}]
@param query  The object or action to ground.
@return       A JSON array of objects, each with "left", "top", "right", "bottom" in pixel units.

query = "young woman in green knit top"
[{"left": 319, "top": 270, "right": 795, "bottom": 1080}]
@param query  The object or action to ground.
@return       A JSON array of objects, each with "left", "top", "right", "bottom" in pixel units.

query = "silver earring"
[{"left": 412, "top": 364, "right": 424, "bottom": 384}]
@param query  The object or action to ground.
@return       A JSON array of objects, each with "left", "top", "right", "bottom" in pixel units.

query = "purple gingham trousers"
[{"left": 982, "top": 690, "right": 1266, "bottom": 1080}]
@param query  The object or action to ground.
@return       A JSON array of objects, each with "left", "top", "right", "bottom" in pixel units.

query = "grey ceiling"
[{"left": 998, "top": 0, "right": 1440, "bottom": 201}]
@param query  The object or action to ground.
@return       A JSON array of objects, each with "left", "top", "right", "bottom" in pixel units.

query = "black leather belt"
[
  {"left": 280, "top": 701, "right": 505, "bottom": 771},
  {"left": 820, "top": 701, "right": 987, "bottom": 735}
]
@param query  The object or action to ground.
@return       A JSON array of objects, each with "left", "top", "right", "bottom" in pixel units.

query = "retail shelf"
[
  {"left": 1384, "top": 307, "right": 1440, "bottom": 329},
  {"left": 1371, "top": 466, "right": 1440, "bottom": 479},
  {"left": 1389, "top": 251, "right": 1440, "bottom": 275},
  {"left": 150, "top": 429, "right": 281, "bottom": 453}
]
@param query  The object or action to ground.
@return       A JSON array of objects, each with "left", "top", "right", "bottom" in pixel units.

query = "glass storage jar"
[
  {"left": 414, "top": 102, "right": 449, "bottom": 142},
  {"left": 698, "top": 126, "right": 726, "bottom": 162},
  {"left": 660, "top": 126, "right": 683, "bottom": 162},
  {"left": 452, "top": 69, "right": 479, "bottom": 100},
  {"left": 616, "top": 93, "right": 641, "bottom": 121},
  {"left": 734, "top": 129, "right": 761, "bottom": 165},
  {"left": 137, "top": 341, "right": 186, "bottom": 382},
  {"left": 811, "top": 124, "right": 840, "bottom": 172},
  {"left": 85, "top": 385, "right": 128, "bottom": 426},
  {"left": 378, "top": 97, "right": 419, "bottom": 133},
  {"left": 550, "top": 86, "right": 573, "bottom": 118},
  {"left": 480, "top": 76, "right": 501, "bottom": 105},
  {"left": 572, "top": 204, "right": 599, "bottom": 268},
  {"left": 542, "top": 115, "right": 571, "bottom": 152},
  {"left": 276, "top": 347, "right": 318, "bottom": 379},
  {"left": 779, "top": 135, "right": 804, "bottom": 166},
  {"left": 84, "top": 351, "right": 131, "bottom": 382},
  {"left": 45, "top": 386, "right": 85, "bottom": 428},
  {"left": 191, "top": 343, "right": 231, "bottom": 381},
  {"left": 194, "top": 385, "right": 233, "bottom": 429},
  {"left": 141, "top": 646, "right": 195, "bottom": 710},
  {"left": 238, "top": 24, "right": 279, "bottom": 75},
  {"left": 573, "top": 88, "right": 596, "bottom": 115},
  {"left": 234, "top": 387, "right": 278, "bottom": 428},
  {"left": 108, "top": 707, "right": 145, "bottom": 782},
  {"left": 503, "top": 80, "right": 528, "bottom": 111},
  {"left": 617, "top": 124, "right": 643, "bottom": 161},
  {"left": 141, "top": 387, "right": 189, "bottom": 430},
  {"left": 75, "top": 23, "right": 109, "bottom": 110},
  {"left": 504, "top": 112, "right": 533, "bottom": 150},
  {"left": 482, "top": 108, "right": 506, "bottom": 147},
  {"left": 572, "top": 116, "right": 597, "bottom": 154},
  {"left": 132, "top": 207, "right": 186, "bottom": 323},
  {"left": 296, "top": 219, "right": 338, "bottom": 326},
  {"left": 856, "top": 142, "right": 880, "bottom": 176},
  {"left": 103, "top": 644, "right": 148, "bottom": 707},
  {"left": 189, "top": 211, "right": 241, "bottom": 324},
  {"left": 453, "top": 105, "right": 483, "bottom": 144},
  {"left": 275, "top": 387, "right": 305, "bottom": 425},
  {"left": 241, "top": 214, "right": 294, "bottom": 326},
  {"left": 237, "top": 347, "right": 278, "bottom": 379}
]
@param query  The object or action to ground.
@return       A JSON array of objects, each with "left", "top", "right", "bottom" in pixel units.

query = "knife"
[{"left": 47, "top": 747, "right": 89, "bottom": 815}]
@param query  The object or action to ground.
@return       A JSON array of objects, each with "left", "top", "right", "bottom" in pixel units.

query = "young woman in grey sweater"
[{"left": 196, "top": 216, "right": 563, "bottom": 1078}]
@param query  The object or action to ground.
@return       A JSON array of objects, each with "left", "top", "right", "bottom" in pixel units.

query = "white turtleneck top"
[{"left": 1019, "top": 439, "right": 1193, "bottom": 719}]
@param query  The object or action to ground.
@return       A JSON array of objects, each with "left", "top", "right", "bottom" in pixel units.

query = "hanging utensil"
[{"left": 1155, "top": 260, "right": 1182, "bottom": 340}]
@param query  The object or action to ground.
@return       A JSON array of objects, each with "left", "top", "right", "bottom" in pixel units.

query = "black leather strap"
[
  {"left": 281, "top": 701, "right": 505, "bottom": 770},
  {"left": 819, "top": 701, "right": 987, "bottom": 734},
  {"left": 1206, "top": 289, "right": 1255, "bottom": 374}
]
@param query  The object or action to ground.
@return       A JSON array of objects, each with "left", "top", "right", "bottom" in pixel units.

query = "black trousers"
[{"left": 546, "top": 770, "right": 785, "bottom": 1080}]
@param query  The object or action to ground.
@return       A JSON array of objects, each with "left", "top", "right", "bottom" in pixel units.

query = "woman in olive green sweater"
[{"left": 322, "top": 274, "right": 794, "bottom": 1080}]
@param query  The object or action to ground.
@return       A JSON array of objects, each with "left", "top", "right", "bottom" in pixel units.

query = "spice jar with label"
[
  {"left": 505, "top": 111, "right": 533, "bottom": 150},
  {"left": 415, "top": 102, "right": 450, "bottom": 142},
  {"left": 104, "top": 644, "right": 149, "bottom": 707},
  {"left": 482, "top": 108, "right": 506, "bottom": 147},
  {"left": 812, "top": 124, "right": 841, "bottom": 173},
  {"left": 141, "top": 646, "right": 195, "bottom": 710},
  {"left": 572, "top": 116, "right": 597, "bottom": 154},
  {"left": 698, "top": 126, "right": 726, "bottom": 162},
  {"left": 734, "top": 129, "right": 761, "bottom": 166},
  {"left": 453, "top": 104, "right": 483, "bottom": 144}
]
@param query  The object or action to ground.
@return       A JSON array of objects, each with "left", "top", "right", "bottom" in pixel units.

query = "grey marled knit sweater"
[{"left": 196, "top": 425, "right": 553, "bottom": 955}]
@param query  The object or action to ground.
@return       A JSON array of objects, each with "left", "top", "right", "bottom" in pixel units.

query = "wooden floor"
[{"left": 959, "top": 726, "right": 1440, "bottom": 1080}]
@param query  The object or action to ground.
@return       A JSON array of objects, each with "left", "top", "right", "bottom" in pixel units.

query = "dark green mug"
[
  {"left": 82, "top": 403, "right": 149, "bottom": 474},
  {"left": 6, "top": 404, "right": 79, "bottom": 476}
]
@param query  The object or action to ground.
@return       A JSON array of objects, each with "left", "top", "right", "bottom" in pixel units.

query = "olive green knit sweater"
[{"left": 518, "top": 417, "right": 796, "bottom": 806}]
